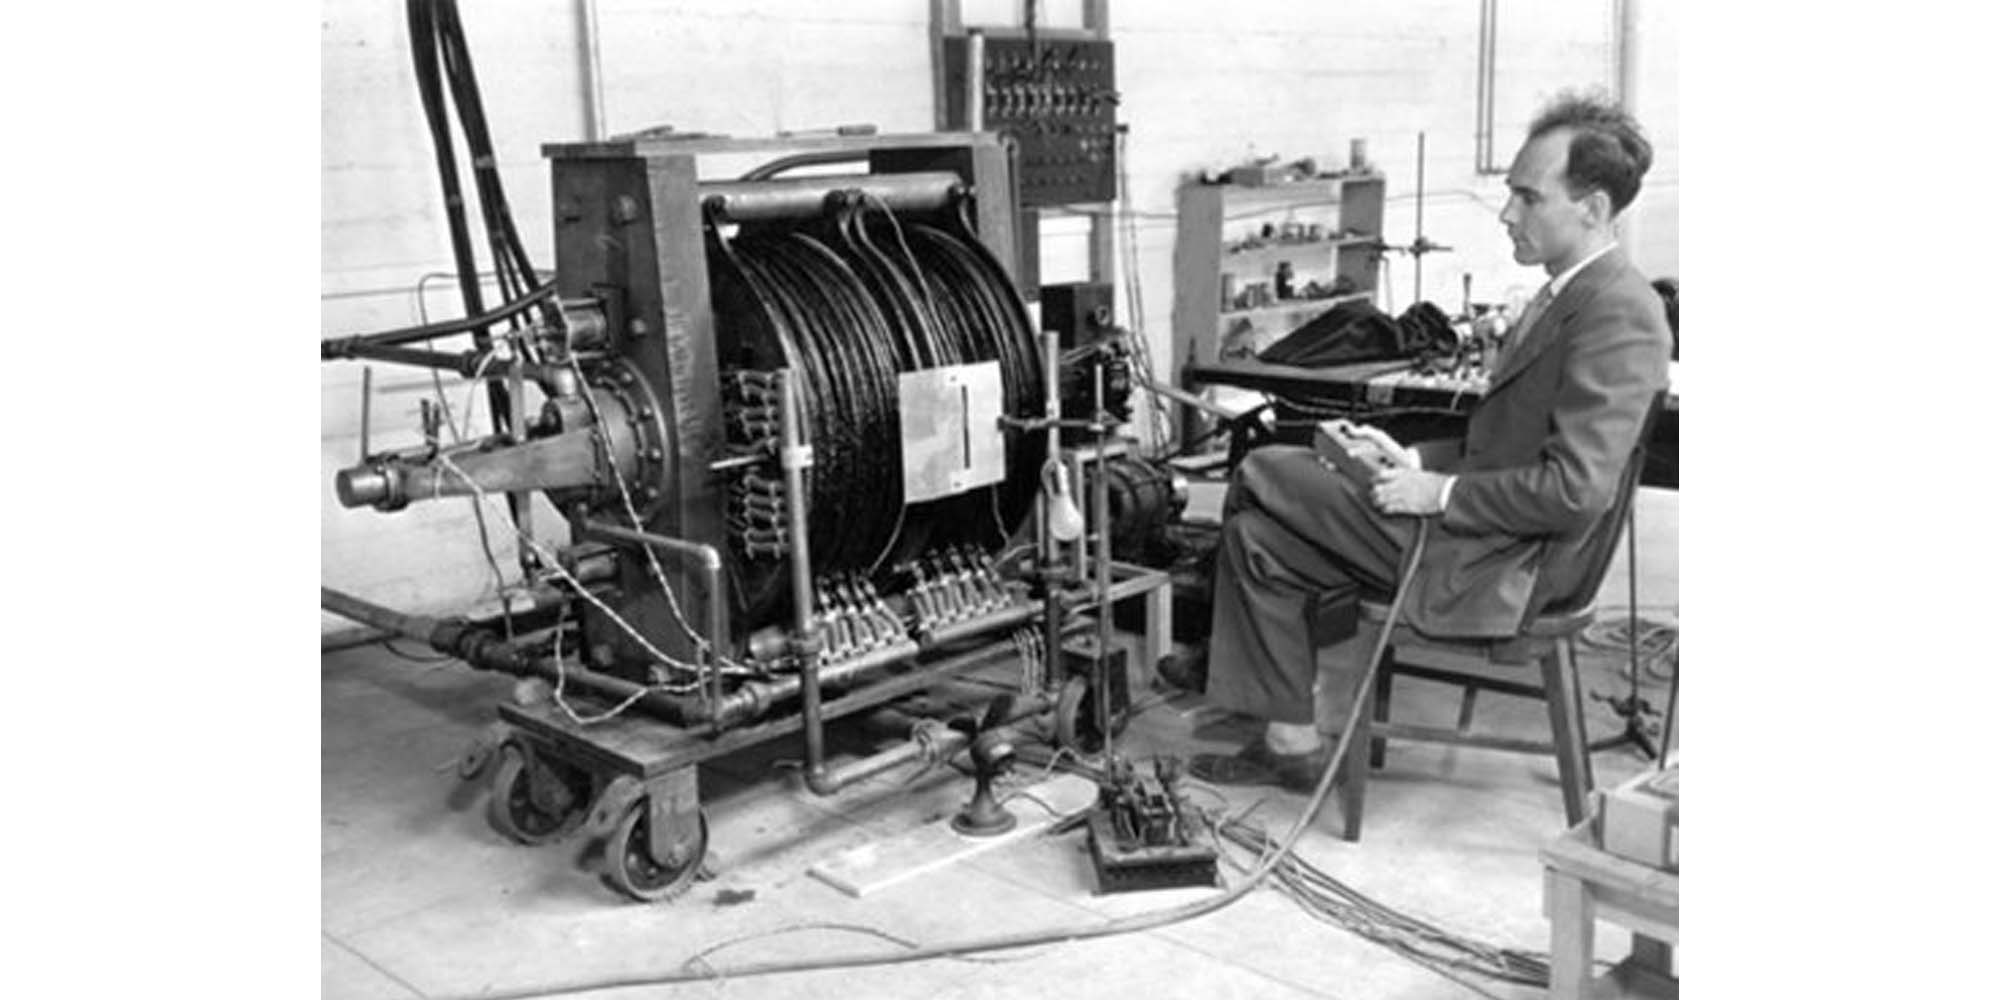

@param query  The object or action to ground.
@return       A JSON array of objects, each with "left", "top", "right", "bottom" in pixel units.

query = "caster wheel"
[
  {"left": 488, "top": 745, "right": 589, "bottom": 846},
  {"left": 1055, "top": 674, "right": 1122, "bottom": 755},
  {"left": 604, "top": 802, "right": 708, "bottom": 903}
]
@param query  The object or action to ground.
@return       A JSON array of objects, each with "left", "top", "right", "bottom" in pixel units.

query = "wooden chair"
[{"left": 1323, "top": 394, "right": 1665, "bottom": 842}]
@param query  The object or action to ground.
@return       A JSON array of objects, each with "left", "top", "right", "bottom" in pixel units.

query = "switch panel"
[{"left": 942, "top": 36, "right": 1119, "bottom": 207}]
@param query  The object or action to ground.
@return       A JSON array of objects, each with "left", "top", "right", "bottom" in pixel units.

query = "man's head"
[{"left": 1500, "top": 93, "right": 1652, "bottom": 275}]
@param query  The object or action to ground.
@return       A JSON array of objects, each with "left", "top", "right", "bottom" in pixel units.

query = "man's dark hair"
[{"left": 1528, "top": 92, "right": 1652, "bottom": 215}]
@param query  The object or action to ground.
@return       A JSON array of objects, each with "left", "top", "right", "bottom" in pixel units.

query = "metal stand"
[{"left": 1588, "top": 505, "right": 1661, "bottom": 760}]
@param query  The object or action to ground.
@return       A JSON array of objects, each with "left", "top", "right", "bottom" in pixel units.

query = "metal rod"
[
  {"left": 776, "top": 367, "right": 837, "bottom": 790},
  {"left": 1475, "top": 0, "right": 1498, "bottom": 173},
  {"left": 358, "top": 367, "right": 373, "bottom": 464},
  {"left": 1091, "top": 361, "right": 1114, "bottom": 750},
  {"left": 1413, "top": 131, "right": 1427, "bottom": 304},
  {"left": 574, "top": 0, "right": 605, "bottom": 141},
  {"left": 320, "top": 586, "right": 696, "bottom": 723},
  {"left": 1041, "top": 331, "right": 1064, "bottom": 697},
  {"left": 1138, "top": 375, "right": 1237, "bottom": 420},
  {"left": 698, "top": 172, "right": 964, "bottom": 223},
  {"left": 821, "top": 692, "right": 1055, "bottom": 789},
  {"left": 321, "top": 586, "right": 436, "bottom": 642}
]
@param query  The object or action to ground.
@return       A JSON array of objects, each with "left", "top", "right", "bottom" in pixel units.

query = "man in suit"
[{"left": 1169, "top": 94, "right": 1673, "bottom": 789}]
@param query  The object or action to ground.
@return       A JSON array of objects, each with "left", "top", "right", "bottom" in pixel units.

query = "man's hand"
[{"left": 1370, "top": 467, "right": 1450, "bottom": 516}]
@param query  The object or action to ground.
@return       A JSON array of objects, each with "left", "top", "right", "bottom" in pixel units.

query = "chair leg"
[
  {"left": 1368, "top": 662, "right": 1394, "bottom": 770},
  {"left": 1454, "top": 687, "right": 1479, "bottom": 734},
  {"left": 1340, "top": 698, "right": 1371, "bottom": 842},
  {"left": 1540, "top": 638, "right": 1595, "bottom": 826}
]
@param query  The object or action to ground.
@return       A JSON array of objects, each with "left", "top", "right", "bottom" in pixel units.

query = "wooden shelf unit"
[{"left": 1169, "top": 174, "right": 1385, "bottom": 446}]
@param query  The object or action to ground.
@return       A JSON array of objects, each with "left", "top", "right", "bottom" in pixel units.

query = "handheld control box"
[{"left": 1313, "top": 420, "right": 1402, "bottom": 486}]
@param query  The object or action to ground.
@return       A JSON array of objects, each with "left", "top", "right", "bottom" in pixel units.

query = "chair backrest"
[{"left": 1527, "top": 390, "right": 1668, "bottom": 620}]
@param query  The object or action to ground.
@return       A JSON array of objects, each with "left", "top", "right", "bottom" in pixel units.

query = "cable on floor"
[
  {"left": 1209, "top": 813, "right": 1553, "bottom": 997},
  {"left": 1579, "top": 609, "right": 1679, "bottom": 682},
  {"left": 430, "top": 522, "right": 1434, "bottom": 1000}
]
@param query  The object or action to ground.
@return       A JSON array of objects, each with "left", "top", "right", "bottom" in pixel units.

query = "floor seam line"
[
  {"left": 1140, "top": 919, "right": 1352, "bottom": 1000},
  {"left": 325, "top": 930, "right": 431, "bottom": 999}
]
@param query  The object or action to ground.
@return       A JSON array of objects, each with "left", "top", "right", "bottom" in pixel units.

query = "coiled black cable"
[{"left": 704, "top": 193, "right": 1046, "bottom": 627}]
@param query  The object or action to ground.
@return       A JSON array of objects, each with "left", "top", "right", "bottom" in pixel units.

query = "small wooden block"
[
  {"left": 807, "top": 774, "right": 1099, "bottom": 898},
  {"left": 1603, "top": 761, "right": 1679, "bottom": 872}
]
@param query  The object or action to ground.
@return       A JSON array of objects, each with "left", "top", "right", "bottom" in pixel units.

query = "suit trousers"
[{"left": 1206, "top": 445, "right": 1416, "bottom": 726}]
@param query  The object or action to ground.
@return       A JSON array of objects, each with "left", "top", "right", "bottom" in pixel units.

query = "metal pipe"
[
  {"left": 820, "top": 692, "right": 1054, "bottom": 789},
  {"left": 1616, "top": 0, "right": 1640, "bottom": 112},
  {"left": 574, "top": 0, "right": 605, "bottom": 141},
  {"left": 1614, "top": 0, "right": 1642, "bottom": 249},
  {"left": 775, "top": 368, "right": 837, "bottom": 791},
  {"left": 698, "top": 172, "right": 964, "bottom": 223},
  {"left": 1414, "top": 131, "right": 1427, "bottom": 304},
  {"left": 335, "top": 425, "right": 631, "bottom": 510},
  {"left": 321, "top": 586, "right": 436, "bottom": 642},
  {"left": 1475, "top": 0, "right": 1499, "bottom": 174},
  {"left": 576, "top": 519, "right": 728, "bottom": 713},
  {"left": 320, "top": 586, "right": 697, "bottom": 722}
]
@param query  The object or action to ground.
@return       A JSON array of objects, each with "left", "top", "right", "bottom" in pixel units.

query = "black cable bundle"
[
  {"left": 726, "top": 227, "right": 905, "bottom": 574},
  {"left": 404, "top": 0, "right": 553, "bottom": 434},
  {"left": 897, "top": 211, "right": 1046, "bottom": 552}
]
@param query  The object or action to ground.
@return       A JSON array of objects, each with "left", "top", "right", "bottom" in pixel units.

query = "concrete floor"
[{"left": 323, "top": 490, "right": 1677, "bottom": 1000}]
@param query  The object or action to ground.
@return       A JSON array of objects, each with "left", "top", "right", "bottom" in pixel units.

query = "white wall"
[{"left": 321, "top": 0, "right": 1678, "bottom": 632}]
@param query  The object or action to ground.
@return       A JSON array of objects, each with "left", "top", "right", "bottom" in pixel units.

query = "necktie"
[{"left": 1494, "top": 284, "right": 1554, "bottom": 373}]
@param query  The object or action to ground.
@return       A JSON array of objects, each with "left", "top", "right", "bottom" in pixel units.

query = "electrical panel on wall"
[{"left": 941, "top": 35, "right": 1119, "bottom": 207}]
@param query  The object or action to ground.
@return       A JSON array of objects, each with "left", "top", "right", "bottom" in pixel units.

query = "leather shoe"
[
  {"left": 1187, "top": 739, "right": 1334, "bottom": 794},
  {"left": 1155, "top": 647, "right": 1209, "bottom": 692}
]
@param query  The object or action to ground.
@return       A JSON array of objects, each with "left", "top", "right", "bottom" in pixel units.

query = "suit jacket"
[{"left": 1404, "top": 246, "right": 1671, "bottom": 637}]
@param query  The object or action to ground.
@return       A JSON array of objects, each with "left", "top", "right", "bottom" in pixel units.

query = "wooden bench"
[{"left": 1541, "top": 794, "right": 1679, "bottom": 999}]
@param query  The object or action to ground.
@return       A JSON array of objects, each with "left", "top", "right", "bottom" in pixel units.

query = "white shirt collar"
[{"left": 1547, "top": 241, "right": 1618, "bottom": 297}]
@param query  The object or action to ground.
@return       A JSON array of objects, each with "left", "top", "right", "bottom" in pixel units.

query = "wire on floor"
[
  {"left": 1579, "top": 609, "right": 1679, "bottom": 682},
  {"left": 1208, "top": 812, "right": 1553, "bottom": 997}
]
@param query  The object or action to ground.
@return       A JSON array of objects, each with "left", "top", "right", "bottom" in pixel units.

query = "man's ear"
[{"left": 1584, "top": 188, "right": 1614, "bottom": 228}]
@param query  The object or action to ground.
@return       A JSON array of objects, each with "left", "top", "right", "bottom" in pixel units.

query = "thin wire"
[
  {"left": 545, "top": 604, "right": 681, "bottom": 724},
  {"left": 433, "top": 454, "right": 707, "bottom": 682},
  {"left": 560, "top": 347, "right": 750, "bottom": 678},
  {"left": 412, "top": 280, "right": 514, "bottom": 633},
  {"left": 994, "top": 789, "right": 1063, "bottom": 818},
  {"left": 679, "top": 923, "right": 920, "bottom": 976}
]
